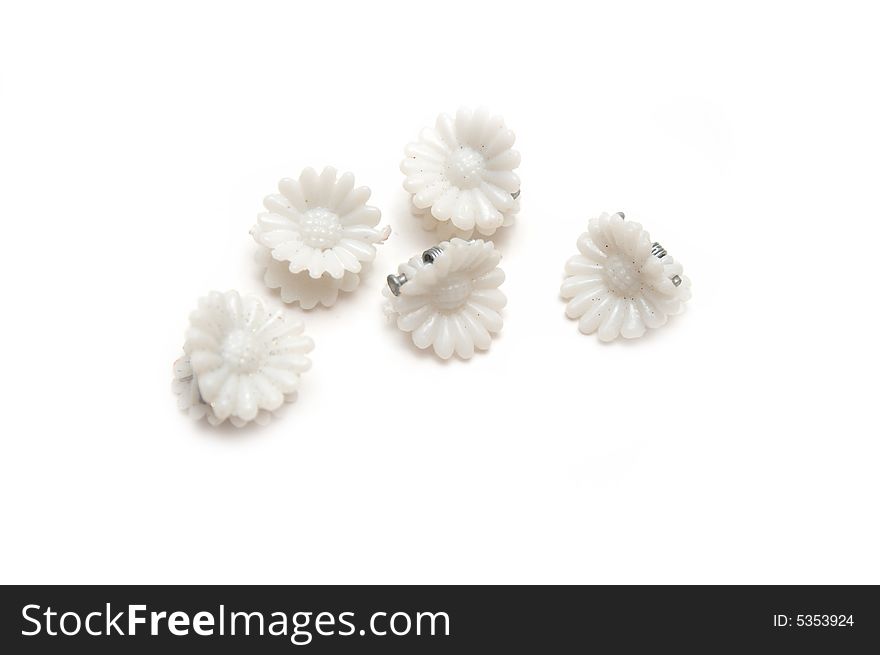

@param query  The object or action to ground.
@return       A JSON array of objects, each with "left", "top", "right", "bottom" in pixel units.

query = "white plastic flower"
[
  {"left": 401, "top": 107, "right": 520, "bottom": 237},
  {"left": 560, "top": 213, "right": 691, "bottom": 341},
  {"left": 174, "top": 290, "right": 314, "bottom": 427},
  {"left": 384, "top": 238, "right": 506, "bottom": 359},
  {"left": 251, "top": 167, "right": 389, "bottom": 307},
  {"left": 255, "top": 247, "right": 359, "bottom": 310}
]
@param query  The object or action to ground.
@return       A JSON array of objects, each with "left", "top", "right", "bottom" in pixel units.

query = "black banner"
[{"left": 1, "top": 585, "right": 876, "bottom": 653}]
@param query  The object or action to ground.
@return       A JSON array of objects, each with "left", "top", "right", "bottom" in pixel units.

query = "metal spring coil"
[
  {"left": 651, "top": 242, "right": 667, "bottom": 259},
  {"left": 422, "top": 246, "right": 445, "bottom": 264}
]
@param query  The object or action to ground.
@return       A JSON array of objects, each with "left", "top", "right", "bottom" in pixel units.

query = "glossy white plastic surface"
[
  {"left": 410, "top": 195, "right": 518, "bottom": 241},
  {"left": 173, "top": 290, "right": 314, "bottom": 427},
  {"left": 251, "top": 167, "right": 389, "bottom": 307},
  {"left": 255, "top": 247, "right": 360, "bottom": 310},
  {"left": 560, "top": 213, "right": 691, "bottom": 341},
  {"left": 384, "top": 238, "right": 506, "bottom": 359},
  {"left": 401, "top": 108, "right": 520, "bottom": 238}
]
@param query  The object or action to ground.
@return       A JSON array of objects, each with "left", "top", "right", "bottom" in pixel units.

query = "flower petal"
[
  {"left": 190, "top": 350, "right": 223, "bottom": 374},
  {"left": 269, "top": 353, "right": 311, "bottom": 373},
  {"left": 486, "top": 149, "right": 521, "bottom": 171},
  {"left": 270, "top": 239, "right": 303, "bottom": 262},
  {"left": 620, "top": 300, "right": 646, "bottom": 339},
  {"left": 404, "top": 140, "right": 447, "bottom": 164},
  {"left": 565, "top": 289, "right": 608, "bottom": 319},
  {"left": 588, "top": 218, "right": 613, "bottom": 252},
  {"left": 184, "top": 326, "right": 220, "bottom": 353},
  {"left": 454, "top": 190, "right": 476, "bottom": 227},
  {"left": 327, "top": 171, "right": 355, "bottom": 211},
  {"left": 262, "top": 195, "right": 298, "bottom": 219},
  {"left": 469, "top": 288, "right": 507, "bottom": 311},
  {"left": 468, "top": 107, "right": 492, "bottom": 144},
  {"left": 339, "top": 271, "right": 360, "bottom": 293},
  {"left": 598, "top": 299, "right": 627, "bottom": 342},
  {"left": 287, "top": 246, "right": 314, "bottom": 273},
  {"left": 403, "top": 172, "right": 442, "bottom": 193},
  {"left": 242, "top": 294, "right": 267, "bottom": 330},
  {"left": 454, "top": 107, "right": 473, "bottom": 144},
  {"left": 210, "top": 374, "right": 239, "bottom": 421},
  {"left": 432, "top": 315, "right": 455, "bottom": 359},
  {"left": 466, "top": 301, "right": 503, "bottom": 333},
  {"left": 339, "top": 206, "right": 381, "bottom": 227},
  {"left": 413, "top": 181, "right": 448, "bottom": 209},
  {"left": 332, "top": 245, "right": 361, "bottom": 272},
  {"left": 338, "top": 238, "right": 376, "bottom": 262},
  {"left": 483, "top": 127, "right": 516, "bottom": 159},
  {"left": 460, "top": 307, "right": 492, "bottom": 350},
  {"left": 197, "top": 365, "right": 229, "bottom": 402},
  {"left": 235, "top": 375, "right": 259, "bottom": 422},
  {"left": 270, "top": 335, "right": 314, "bottom": 355},
  {"left": 419, "top": 127, "right": 451, "bottom": 154},
  {"left": 576, "top": 233, "right": 607, "bottom": 262},
  {"left": 298, "top": 167, "right": 321, "bottom": 206},
  {"left": 397, "top": 304, "right": 433, "bottom": 332},
  {"left": 277, "top": 178, "right": 307, "bottom": 211},
  {"left": 317, "top": 166, "right": 338, "bottom": 206},
  {"left": 252, "top": 372, "right": 284, "bottom": 411},
  {"left": 322, "top": 249, "right": 345, "bottom": 279},
  {"left": 260, "top": 366, "right": 300, "bottom": 393},
  {"left": 435, "top": 113, "right": 459, "bottom": 149},
  {"left": 307, "top": 249, "right": 326, "bottom": 278},
  {"left": 481, "top": 169, "right": 520, "bottom": 193},
  {"left": 224, "top": 290, "right": 243, "bottom": 323},
  {"left": 474, "top": 267, "right": 505, "bottom": 289},
  {"left": 335, "top": 186, "right": 371, "bottom": 217},
  {"left": 634, "top": 295, "right": 666, "bottom": 329},
  {"left": 341, "top": 224, "right": 385, "bottom": 241},
  {"left": 412, "top": 312, "right": 441, "bottom": 349},
  {"left": 449, "top": 313, "right": 475, "bottom": 359},
  {"left": 472, "top": 191, "right": 502, "bottom": 231},
  {"left": 478, "top": 182, "right": 514, "bottom": 212},
  {"left": 577, "top": 294, "right": 614, "bottom": 335},
  {"left": 564, "top": 255, "right": 603, "bottom": 276},
  {"left": 431, "top": 187, "right": 460, "bottom": 221},
  {"left": 560, "top": 275, "right": 605, "bottom": 299}
]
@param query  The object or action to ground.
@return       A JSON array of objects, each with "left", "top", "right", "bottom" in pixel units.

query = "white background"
[{"left": 1, "top": 1, "right": 878, "bottom": 584}]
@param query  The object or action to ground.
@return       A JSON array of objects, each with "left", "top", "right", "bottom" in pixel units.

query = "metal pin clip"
[
  {"left": 650, "top": 241, "right": 682, "bottom": 286},
  {"left": 386, "top": 272, "right": 408, "bottom": 296},
  {"left": 649, "top": 242, "right": 682, "bottom": 286},
  {"left": 421, "top": 246, "right": 444, "bottom": 264},
  {"left": 387, "top": 245, "right": 447, "bottom": 296}
]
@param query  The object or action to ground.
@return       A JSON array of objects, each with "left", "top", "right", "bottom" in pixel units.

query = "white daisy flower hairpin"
[
  {"left": 251, "top": 166, "right": 390, "bottom": 308},
  {"left": 384, "top": 238, "right": 507, "bottom": 360},
  {"left": 173, "top": 290, "right": 314, "bottom": 427},
  {"left": 560, "top": 212, "right": 691, "bottom": 341},
  {"left": 401, "top": 107, "right": 521, "bottom": 239}
]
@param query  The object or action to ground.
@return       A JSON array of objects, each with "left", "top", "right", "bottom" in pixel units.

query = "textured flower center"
[
  {"left": 222, "top": 329, "right": 269, "bottom": 373},
  {"left": 445, "top": 147, "right": 485, "bottom": 189},
  {"left": 300, "top": 207, "right": 342, "bottom": 249},
  {"left": 432, "top": 275, "right": 473, "bottom": 311},
  {"left": 604, "top": 255, "right": 642, "bottom": 295}
]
